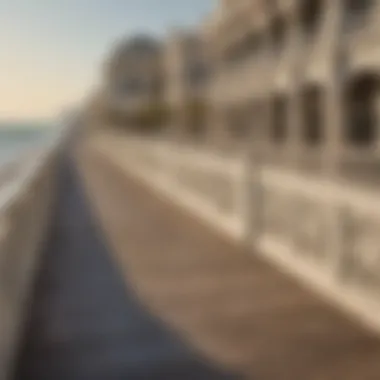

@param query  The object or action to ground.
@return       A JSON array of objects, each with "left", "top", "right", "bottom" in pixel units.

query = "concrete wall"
[{"left": 0, "top": 146, "right": 58, "bottom": 380}]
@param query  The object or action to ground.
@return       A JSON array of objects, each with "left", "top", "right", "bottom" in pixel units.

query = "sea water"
[{"left": 0, "top": 123, "right": 55, "bottom": 166}]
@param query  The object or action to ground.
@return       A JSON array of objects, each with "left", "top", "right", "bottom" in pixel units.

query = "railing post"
[{"left": 241, "top": 101, "right": 265, "bottom": 249}]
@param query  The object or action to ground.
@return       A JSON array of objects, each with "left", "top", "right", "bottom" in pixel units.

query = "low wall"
[
  {"left": 0, "top": 144, "right": 59, "bottom": 380},
  {"left": 97, "top": 134, "right": 380, "bottom": 336}
]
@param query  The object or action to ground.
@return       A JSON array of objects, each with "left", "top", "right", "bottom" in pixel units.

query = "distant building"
[
  {"left": 164, "top": 29, "right": 211, "bottom": 141},
  {"left": 102, "top": 35, "right": 164, "bottom": 125}
]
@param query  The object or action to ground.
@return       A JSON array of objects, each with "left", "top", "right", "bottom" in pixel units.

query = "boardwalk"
[
  {"left": 77, "top": 141, "right": 380, "bottom": 380},
  {"left": 13, "top": 150, "right": 237, "bottom": 380},
  {"left": 8, "top": 137, "right": 380, "bottom": 380}
]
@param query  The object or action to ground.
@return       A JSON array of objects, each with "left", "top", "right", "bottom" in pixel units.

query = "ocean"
[{"left": 0, "top": 123, "right": 56, "bottom": 166}]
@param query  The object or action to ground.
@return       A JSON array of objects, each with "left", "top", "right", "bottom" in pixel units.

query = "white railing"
[
  {"left": 102, "top": 136, "right": 246, "bottom": 238},
  {"left": 0, "top": 132, "right": 62, "bottom": 380},
  {"left": 98, "top": 134, "right": 380, "bottom": 335},
  {"left": 258, "top": 165, "right": 380, "bottom": 331}
]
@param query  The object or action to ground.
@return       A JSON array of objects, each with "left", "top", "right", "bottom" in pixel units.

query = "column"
[
  {"left": 322, "top": 0, "right": 347, "bottom": 280},
  {"left": 374, "top": 92, "right": 380, "bottom": 154},
  {"left": 286, "top": 6, "right": 303, "bottom": 169},
  {"left": 322, "top": 0, "right": 344, "bottom": 177},
  {"left": 241, "top": 99, "right": 264, "bottom": 245},
  {"left": 287, "top": 90, "right": 303, "bottom": 168}
]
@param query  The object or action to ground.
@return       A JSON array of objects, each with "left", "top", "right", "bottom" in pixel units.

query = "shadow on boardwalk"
[{"left": 13, "top": 150, "right": 238, "bottom": 380}]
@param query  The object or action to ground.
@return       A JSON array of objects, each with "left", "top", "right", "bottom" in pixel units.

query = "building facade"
[
  {"left": 93, "top": 0, "right": 380, "bottom": 332},
  {"left": 205, "top": 0, "right": 380, "bottom": 180}
]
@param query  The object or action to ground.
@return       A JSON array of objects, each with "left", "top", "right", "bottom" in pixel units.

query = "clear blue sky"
[{"left": 0, "top": 0, "right": 213, "bottom": 120}]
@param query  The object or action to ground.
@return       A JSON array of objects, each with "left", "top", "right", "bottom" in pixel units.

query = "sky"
[{"left": 0, "top": 0, "right": 213, "bottom": 121}]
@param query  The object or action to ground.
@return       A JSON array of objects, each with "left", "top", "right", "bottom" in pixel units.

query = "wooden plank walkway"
[
  {"left": 79, "top": 142, "right": 380, "bottom": 380},
  {"left": 12, "top": 150, "right": 238, "bottom": 380}
]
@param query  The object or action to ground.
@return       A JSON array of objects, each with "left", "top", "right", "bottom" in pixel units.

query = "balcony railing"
[{"left": 98, "top": 132, "right": 380, "bottom": 333}]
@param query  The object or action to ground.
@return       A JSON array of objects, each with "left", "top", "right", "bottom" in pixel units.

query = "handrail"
[
  {"left": 0, "top": 122, "right": 64, "bottom": 380},
  {"left": 103, "top": 134, "right": 380, "bottom": 334},
  {"left": 0, "top": 145, "right": 56, "bottom": 216}
]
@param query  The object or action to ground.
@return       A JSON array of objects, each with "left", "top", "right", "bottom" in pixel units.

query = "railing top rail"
[
  {"left": 261, "top": 164, "right": 380, "bottom": 217},
  {"left": 0, "top": 122, "right": 64, "bottom": 216}
]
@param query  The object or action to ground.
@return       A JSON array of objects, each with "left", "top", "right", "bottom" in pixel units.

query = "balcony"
[
  {"left": 269, "top": 14, "right": 295, "bottom": 92},
  {"left": 298, "top": 0, "right": 333, "bottom": 85},
  {"left": 216, "top": 31, "right": 271, "bottom": 102},
  {"left": 341, "top": 72, "right": 380, "bottom": 184},
  {"left": 343, "top": 0, "right": 380, "bottom": 73}
]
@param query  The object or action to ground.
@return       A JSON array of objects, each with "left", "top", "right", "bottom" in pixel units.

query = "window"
[
  {"left": 344, "top": 0, "right": 373, "bottom": 32},
  {"left": 224, "top": 31, "right": 264, "bottom": 66},
  {"left": 188, "top": 63, "right": 209, "bottom": 84},
  {"left": 301, "top": 86, "right": 323, "bottom": 146},
  {"left": 299, "top": 0, "right": 323, "bottom": 38},
  {"left": 345, "top": 0, "right": 373, "bottom": 13},
  {"left": 271, "top": 16, "right": 287, "bottom": 54},
  {"left": 243, "top": 31, "right": 264, "bottom": 58},
  {"left": 345, "top": 74, "right": 378, "bottom": 146},
  {"left": 119, "top": 78, "right": 143, "bottom": 95}
]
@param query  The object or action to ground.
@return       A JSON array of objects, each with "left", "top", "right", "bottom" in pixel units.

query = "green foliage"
[
  {"left": 134, "top": 101, "right": 170, "bottom": 130},
  {"left": 106, "top": 101, "right": 171, "bottom": 133}
]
